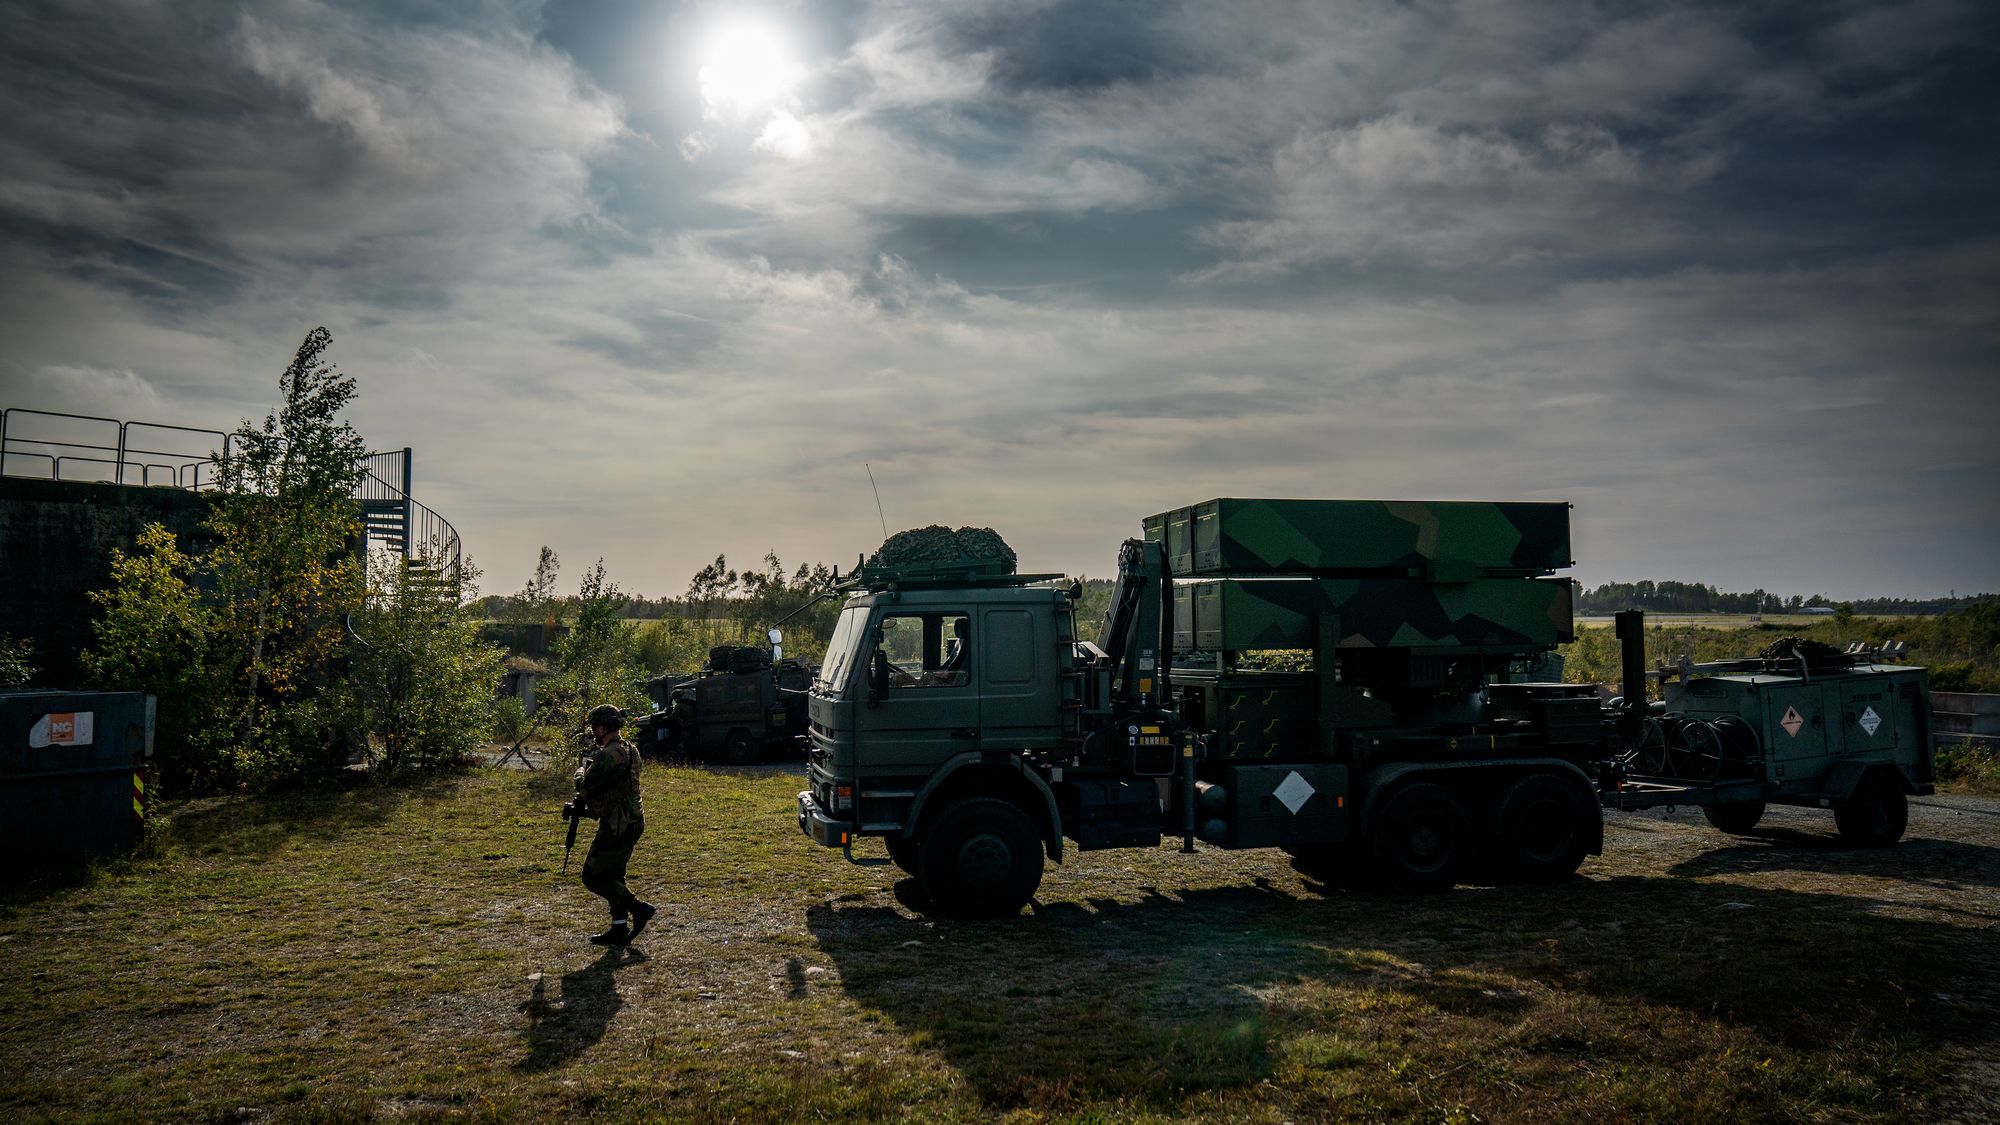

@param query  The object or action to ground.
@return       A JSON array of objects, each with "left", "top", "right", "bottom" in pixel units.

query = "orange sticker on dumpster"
[{"left": 29, "top": 711, "right": 95, "bottom": 748}]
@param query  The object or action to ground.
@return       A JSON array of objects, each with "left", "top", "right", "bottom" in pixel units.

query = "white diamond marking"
[
  {"left": 1781, "top": 706, "right": 1805, "bottom": 738},
  {"left": 1859, "top": 706, "right": 1882, "bottom": 736},
  {"left": 1272, "top": 771, "right": 1316, "bottom": 815}
]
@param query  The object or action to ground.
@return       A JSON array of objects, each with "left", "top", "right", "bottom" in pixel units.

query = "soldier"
[{"left": 570, "top": 703, "right": 656, "bottom": 945}]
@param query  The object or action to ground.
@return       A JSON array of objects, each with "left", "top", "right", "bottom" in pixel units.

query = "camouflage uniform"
[{"left": 576, "top": 735, "right": 646, "bottom": 924}]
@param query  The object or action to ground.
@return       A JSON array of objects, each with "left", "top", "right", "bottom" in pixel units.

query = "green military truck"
[
  {"left": 795, "top": 499, "right": 1932, "bottom": 917},
  {"left": 659, "top": 646, "right": 814, "bottom": 765}
]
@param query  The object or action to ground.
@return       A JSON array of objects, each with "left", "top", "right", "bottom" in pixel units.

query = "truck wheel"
[
  {"left": 917, "top": 798, "right": 1043, "bottom": 918},
  {"left": 1487, "top": 773, "right": 1594, "bottom": 883},
  {"left": 885, "top": 834, "right": 921, "bottom": 877},
  {"left": 1702, "top": 800, "right": 1766, "bottom": 834},
  {"left": 722, "top": 728, "right": 758, "bottom": 767},
  {"left": 1362, "top": 782, "right": 1471, "bottom": 893},
  {"left": 1835, "top": 779, "right": 1908, "bottom": 847}
]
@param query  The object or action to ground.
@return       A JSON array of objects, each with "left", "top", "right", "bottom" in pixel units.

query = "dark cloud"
[
  {"left": 950, "top": 0, "right": 1188, "bottom": 92},
  {"left": 1, "top": 0, "right": 1994, "bottom": 598}
]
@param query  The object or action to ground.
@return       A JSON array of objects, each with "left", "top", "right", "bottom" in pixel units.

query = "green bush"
[
  {"left": 1934, "top": 739, "right": 2000, "bottom": 793},
  {"left": 352, "top": 550, "right": 505, "bottom": 775},
  {"left": 491, "top": 695, "right": 529, "bottom": 744},
  {"left": 539, "top": 559, "right": 647, "bottom": 729}
]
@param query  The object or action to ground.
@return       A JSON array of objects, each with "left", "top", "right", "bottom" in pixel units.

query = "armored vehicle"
[
  {"left": 654, "top": 647, "right": 813, "bottom": 765},
  {"left": 794, "top": 499, "right": 1932, "bottom": 917}
]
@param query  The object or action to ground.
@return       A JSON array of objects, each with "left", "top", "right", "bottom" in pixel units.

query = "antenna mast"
[{"left": 864, "top": 463, "right": 889, "bottom": 540}]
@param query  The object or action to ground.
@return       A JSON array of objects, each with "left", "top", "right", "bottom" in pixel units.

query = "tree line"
[{"left": 1574, "top": 579, "right": 1996, "bottom": 616}]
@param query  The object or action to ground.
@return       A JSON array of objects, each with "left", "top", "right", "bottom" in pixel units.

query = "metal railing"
[
  {"left": 2, "top": 407, "right": 461, "bottom": 585},
  {"left": 0, "top": 408, "right": 231, "bottom": 489},
  {"left": 354, "top": 449, "right": 463, "bottom": 590}
]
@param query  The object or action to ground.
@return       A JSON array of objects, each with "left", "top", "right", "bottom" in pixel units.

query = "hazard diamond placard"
[
  {"left": 1780, "top": 706, "right": 1805, "bottom": 738},
  {"left": 1858, "top": 706, "right": 1882, "bottom": 736}
]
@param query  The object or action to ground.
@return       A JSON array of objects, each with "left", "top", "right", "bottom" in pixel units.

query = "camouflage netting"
[
  {"left": 1760, "top": 637, "right": 1855, "bottom": 672},
  {"left": 868, "top": 525, "right": 1018, "bottom": 572}
]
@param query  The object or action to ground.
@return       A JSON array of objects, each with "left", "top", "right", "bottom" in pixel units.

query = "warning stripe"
[{"left": 132, "top": 771, "right": 146, "bottom": 822}]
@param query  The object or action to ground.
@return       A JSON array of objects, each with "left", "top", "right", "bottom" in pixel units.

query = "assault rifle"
[{"left": 560, "top": 795, "right": 589, "bottom": 875}]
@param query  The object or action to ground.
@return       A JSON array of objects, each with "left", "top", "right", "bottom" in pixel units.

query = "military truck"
[
  {"left": 794, "top": 499, "right": 1932, "bottom": 917},
  {"left": 657, "top": 646, "right": 813, "bottom": 765}
]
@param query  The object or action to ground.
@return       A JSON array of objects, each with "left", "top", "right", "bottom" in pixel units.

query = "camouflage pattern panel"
[
  {"left": 1142, "top": 499, "right": 1572, "bottom": 578},
  {"left": 1177, "top": 576, "right": 1573, "bottom": 654}
]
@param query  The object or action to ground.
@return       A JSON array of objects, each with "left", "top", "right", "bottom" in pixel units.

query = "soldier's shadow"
[{"left": 516, "top": 945, "right": 647, "bottom": 1071}]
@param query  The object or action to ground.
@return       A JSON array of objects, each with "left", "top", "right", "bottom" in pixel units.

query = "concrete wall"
[
  {"left": 0, "top": 477, "right": 218, "bottom": 688},
  {"left": 1933, "top": 691, "right": 2000, "bottom": 751}
]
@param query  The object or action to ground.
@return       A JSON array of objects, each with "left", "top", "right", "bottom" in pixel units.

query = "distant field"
[{"left": 1574, "top": 613, "right": 1914, "bottom": 628}]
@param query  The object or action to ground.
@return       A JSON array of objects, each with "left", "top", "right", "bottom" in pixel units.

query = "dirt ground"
[{"left": 1590, "top": 793, "right": 2000, "bottom": 1123}]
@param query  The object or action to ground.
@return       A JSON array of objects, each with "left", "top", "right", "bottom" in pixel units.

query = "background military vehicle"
[
  {"left": 643, "top": 646, "right": 812, "bottom": 765},
  {"left": 794, "top": 499, "right": 1934, "bottom": 917}
]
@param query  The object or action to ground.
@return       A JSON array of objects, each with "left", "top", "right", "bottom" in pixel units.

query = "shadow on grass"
[
  {"left": 0, "top": 775, "right": 474, "bottom": 903},
  {"left": 516, "top": 945, "right": 648, "bottom": 1072},
  {"left": 1667, "top": 832, "right": 2000, "bottom": 889},
  {"left": 157, "top": 777, "right": 466, "bottom": 858},
  {"left": 808, "top": 870, "right": 1995, "bottom": 1117}
]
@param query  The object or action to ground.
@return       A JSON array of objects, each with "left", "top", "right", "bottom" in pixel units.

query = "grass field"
[{"left": 3, "top": 763, "right": 1995, "bottom": 1123}]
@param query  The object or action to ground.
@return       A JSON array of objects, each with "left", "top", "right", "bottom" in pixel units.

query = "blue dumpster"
[{"left": 0, "top": 690, "right": 155, "bottom": 872}]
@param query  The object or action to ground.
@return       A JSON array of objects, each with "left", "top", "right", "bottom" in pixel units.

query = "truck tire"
[
  {"left": 1361, "top": 782, "right": 1471, "bottom": 893},
  {"left": 885, "top": 834, "right": 921, "bottom": 877},
  {"left": 1702, "top": 800, "right": 1766, "bottom": 834},
  {"left": 721, "top": 728, "right": 758, "bottom": 767},
  {"left": 1835, "top": 779, "right": 1908, "bottom": 847},
  {"left": 917, "top": 797, "right": 1043, "bottom": 918},
  {"left": 1487, "top": 773, "right": 1594, "bottom": 883}
]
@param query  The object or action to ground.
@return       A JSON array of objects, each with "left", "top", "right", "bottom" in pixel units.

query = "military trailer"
[
  {"left": 794, "top": 499, "right": 1932, "bottom": 917},
  {"left": 1600, "top": 613, "right": 1932, "bottom": 844}
]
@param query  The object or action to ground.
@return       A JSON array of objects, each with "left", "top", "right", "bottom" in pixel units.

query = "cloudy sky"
[{"left": 2, "top": 0, "right": 1995, "bottom": 601}]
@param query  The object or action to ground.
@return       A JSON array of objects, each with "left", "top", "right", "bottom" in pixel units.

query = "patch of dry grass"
[{"left": 1, "top": 768, "right": 1993, "bottom": 1122}]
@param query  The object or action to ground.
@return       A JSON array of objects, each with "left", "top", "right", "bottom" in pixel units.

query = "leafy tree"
[
  {"left": 80, "top": 524, "right": 226, "bottom": 792},
  {"left": 351, "top": 549, "right": 505, "bottom": 775},
  {"left": 203, "top": 326, "right": 369, "bottom": 785},
  {"left": 505, "top": 545, "right": 562, "bottom": 628},
  {"left": 83, "top": 327, "right": 496, "bottom": 793},
  {"left": 541, "top": 558, "right": 646, "bottom": 727},
  {"left": 0, "top": 633, "right": 35, "bottom": 689}
]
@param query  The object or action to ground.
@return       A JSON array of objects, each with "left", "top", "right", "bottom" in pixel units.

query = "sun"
[{"left": 698, "top": 19, "right": 800, "bottom": 120}]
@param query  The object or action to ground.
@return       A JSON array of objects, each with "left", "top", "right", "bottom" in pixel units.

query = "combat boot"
[
  {"left": 588, "top": 919, "right": 631, "bottom": 946},
  {"left": 628, "top": 901, "right": 657, "bottom": 941}
]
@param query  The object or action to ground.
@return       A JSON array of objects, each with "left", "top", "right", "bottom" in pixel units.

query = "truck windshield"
[{"left": 815, "top": 605, "right": 869, "bottom": 693}]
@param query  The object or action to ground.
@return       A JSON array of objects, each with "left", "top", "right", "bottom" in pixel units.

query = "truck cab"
[{"left": 801, "top": 576, "right": 1080, "bottom": 914}]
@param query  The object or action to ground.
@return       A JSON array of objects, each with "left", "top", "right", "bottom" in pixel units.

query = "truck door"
[
  {"left": 978, "top": 605, "right": 1060, "bottom": 750},
  {"left": 855, "top": 610, "right": 979, "bottom": 771}
]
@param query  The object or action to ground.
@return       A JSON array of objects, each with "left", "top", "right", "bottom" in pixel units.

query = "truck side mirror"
[{"left": 868, "top": 650, "right": 890, "bottom": 707}]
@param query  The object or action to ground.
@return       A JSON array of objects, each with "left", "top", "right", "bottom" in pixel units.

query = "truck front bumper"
[{"left": 797, "top": 790, "right": 849, "bottom": 848}]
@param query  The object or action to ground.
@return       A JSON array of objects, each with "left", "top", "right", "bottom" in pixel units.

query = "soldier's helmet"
[{"left": 586, "top": 704, "right": 625, "bottom": 730}]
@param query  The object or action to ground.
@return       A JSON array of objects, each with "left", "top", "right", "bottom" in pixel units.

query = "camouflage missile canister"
[
  {"left": 1171, "top": 576, "right": 1574, "bottom": 654},
  {"left": 1142, "top": 499, "right": 1572, "bottom": 579}
]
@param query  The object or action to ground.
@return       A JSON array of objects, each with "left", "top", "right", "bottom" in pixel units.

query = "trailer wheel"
[
  {"left": 1487, "top": 773, "right": 1593, "bottom": 883},
  {"left": 1702, "top": 800, "right": 1766, "bottom": 834},
  {"left": 721, "top": 728, "right": 759, "bottom": 767},
  {"left": 1362, "top": 782, "right": 1471, "bottom": 893},
  {"left": 917, "top": 797, "right": 1043, "bottom": 918},
  {"left": 1835, "top": 778, "right": 1908, "bottom": 847},
  {"left": 885, "top": 833, "right": 921, "bottom": 877}
]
